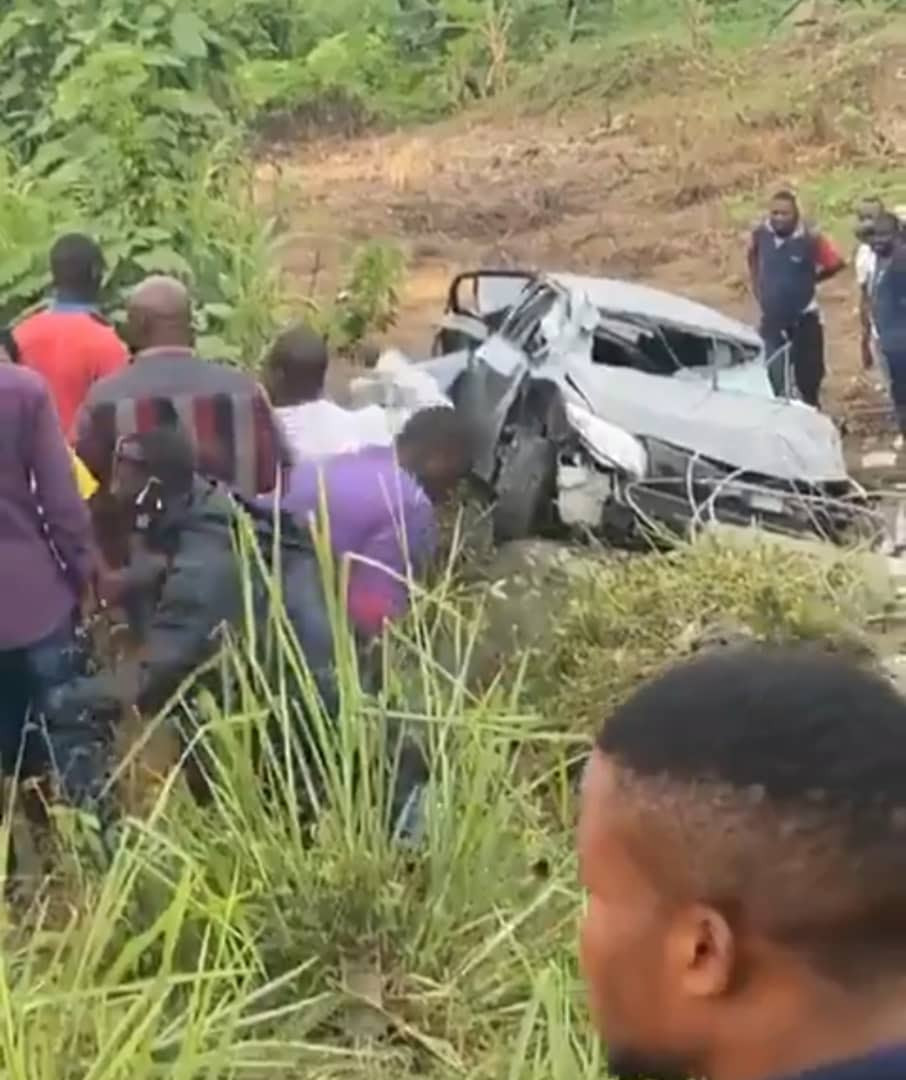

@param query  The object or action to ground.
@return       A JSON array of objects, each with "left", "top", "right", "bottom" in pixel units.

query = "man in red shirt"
[{"left": 14, "top": 234, "right": 128, "bottom": 436}]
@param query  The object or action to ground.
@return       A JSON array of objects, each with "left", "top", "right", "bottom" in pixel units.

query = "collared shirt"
[
  {"left": 0, "top": 364, "right": 93, "bottom": 648},
  {"left": 856, "top": 243, "right": 877, "bottom": 289},
  {"left": 779, "top": 1046, "right": 906, "bottom": 1080},
  {"left": 268, "top": 445, "right": 437, "bottom": 636},
  {"left": 14, "top": 301, "right": 128, "bottom": 436},
  {"left": 74, "top": 346, "right": 285, "bottom": 497},
  {"left": 275, "top": 398, "right": 391, "bottom": 463}
]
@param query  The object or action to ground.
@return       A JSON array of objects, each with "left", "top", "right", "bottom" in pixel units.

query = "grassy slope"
[{"left": 1, "top": 535, "right": 882, "bottom": 1080}]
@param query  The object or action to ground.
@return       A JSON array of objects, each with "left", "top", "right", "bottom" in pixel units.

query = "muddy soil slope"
[{"left": 266, "top": 14, "right": 906, "bottom": 422}]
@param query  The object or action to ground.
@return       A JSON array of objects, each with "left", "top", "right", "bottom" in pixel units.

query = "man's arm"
[
  {"left": 50, "top": 522, "right": 242, "bottom": 721},
  {"left": 814, "top": 232, "right": 846, "bottom": 283},
  {"left": 746, "top": 231, "right": 761, "bottom": 303},
  {"left": 30, "top": 384, "right": 94, "bottom": 595},
  {"left": 252, "top": 384, "right": 289, "bottom": 495},
  {"left": 345, "top": 504, "right": 438, "bottom": 636},
  {"left": 74, "top": 397, "right": 116, "bottom": 490},
  {"left": 133, "top": 529, "right": 241, "bottom": 715},
  {"left": 92, "top": 327, "right": 129, "bottom": 380},
  {"left": 860, "top": 285, "right": 874, "bottom": 370}
]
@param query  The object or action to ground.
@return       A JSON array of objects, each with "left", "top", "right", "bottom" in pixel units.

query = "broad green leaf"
[
  {"left": 171, "top": 9, "right": 209, "bottom": 58},
  {"left": 49, "top": 42, "right": 83, "bottom": 79},
  {"left": 134, "top": 246, "right": 194, "bottom": 278},
  {"left": 152, "top": 88, "right": 222, "bottom": 119}
]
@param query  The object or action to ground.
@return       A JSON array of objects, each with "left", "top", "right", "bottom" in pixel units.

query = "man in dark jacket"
[
  {"left": 579, "top": 647, "right": 906, "bottom": 1080},
  {"left": 47, "top": 427, "right": 336, "bottom": 806},
  {"left": 747, "top": 190, "right": 845, "bottom": 406}
]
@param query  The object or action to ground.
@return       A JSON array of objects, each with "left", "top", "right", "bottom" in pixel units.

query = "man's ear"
[{"left": 668, "top": 904, "right": 735, "bottom": 999}]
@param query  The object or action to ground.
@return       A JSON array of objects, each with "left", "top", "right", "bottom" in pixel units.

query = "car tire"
[{"left": 493, "top": 433, "right": 557, "bottom": 543}]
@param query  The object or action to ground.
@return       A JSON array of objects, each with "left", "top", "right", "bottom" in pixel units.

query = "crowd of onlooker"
[
  {"left": 747, "top": 191, "right": 906, "bottom": 423},
  {"left": 0, "top": 233, "right": 471, "bottom": 833}
]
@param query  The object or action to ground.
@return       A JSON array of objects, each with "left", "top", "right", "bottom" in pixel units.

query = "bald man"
[{"left": 73, "top": 275, "right": 285, "bottom": 503}]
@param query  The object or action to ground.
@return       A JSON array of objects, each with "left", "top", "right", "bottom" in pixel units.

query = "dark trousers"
[
  {"left": 764, "top": 311, "right": 825, "bottom": 407},
  {"left": 0, "top": 615, "right": 111, "bottom": 813},
  {"left": 885, "top": 350, "right": 906, "bottom": 434},
  {"left": 0, "top": 616, "right": 81, "bottom": 779}
]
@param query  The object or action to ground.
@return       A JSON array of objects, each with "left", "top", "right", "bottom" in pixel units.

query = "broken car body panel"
[{"left": 369, "top": 270, "right": 875, "bottom": 543}]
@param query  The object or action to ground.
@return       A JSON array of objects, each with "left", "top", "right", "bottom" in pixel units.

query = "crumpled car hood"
[{"left": 563, "top": 363, "right": 849, "bottom": 483}]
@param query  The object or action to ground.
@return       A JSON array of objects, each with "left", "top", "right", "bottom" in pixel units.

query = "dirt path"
[{"left": 265, "top": 27, "right": 905, "bottom": 425}]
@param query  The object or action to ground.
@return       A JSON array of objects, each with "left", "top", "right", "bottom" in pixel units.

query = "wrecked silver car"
[{"left": 356, "top": 272, "right": 880, "bottom": 546}]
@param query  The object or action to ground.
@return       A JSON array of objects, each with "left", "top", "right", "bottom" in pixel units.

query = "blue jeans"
[
  {"left": 0, "top": 615, "right": 109, "bottom": 809},
  {"left": 0, "top": 616, "right": 81, "bottom": 778}
]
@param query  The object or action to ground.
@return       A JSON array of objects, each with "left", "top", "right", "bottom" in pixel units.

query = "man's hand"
[
  {"left": 862, "top": 334, "right": 875, "bottom": 371},
  {"left": 44, "top": 671, "right": 131, "bottom": 726}
]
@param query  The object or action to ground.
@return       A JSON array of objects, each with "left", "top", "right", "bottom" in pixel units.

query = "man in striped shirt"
[{"left": 74, "top": 276, "right": 285, "bottom": 499}]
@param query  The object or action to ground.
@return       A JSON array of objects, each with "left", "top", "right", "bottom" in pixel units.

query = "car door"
[
  {"left": 434, "top": 271, "right": 535, "bottom": 355},
  {"left": 456, "top": 283, "right": 559, "bottom": 482}
]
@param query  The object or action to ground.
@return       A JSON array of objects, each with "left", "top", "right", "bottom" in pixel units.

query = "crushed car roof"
[{"left": 548, "top": 273, "right": 763, "bottom": 349}]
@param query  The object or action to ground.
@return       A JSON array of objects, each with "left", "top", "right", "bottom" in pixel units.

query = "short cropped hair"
[
  {"left": 597, "top": 646, "right": 906, "bottom": 984},
  {"left": 49, "top": 233, "right": 104, "bottom": 301},
  {"left": 771, "top": 189, "right": 798, "bottom": 206},
  {"left": 397, "top": 405, "right": 472, "bottom": 470},
  {"left": 266, "top": 324, "right": 329, "bottom": 401}
]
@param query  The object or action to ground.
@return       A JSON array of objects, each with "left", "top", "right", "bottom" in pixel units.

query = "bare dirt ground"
[{"left": 263, "top": 23, "right": 906, "bottom": 432}]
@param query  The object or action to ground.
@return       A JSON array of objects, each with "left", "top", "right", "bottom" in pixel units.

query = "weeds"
[{"left": 0, "top": 530, "right": 880, "bottom": 1078}]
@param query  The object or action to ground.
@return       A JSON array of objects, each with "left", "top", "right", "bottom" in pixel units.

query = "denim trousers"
[{"left": 0, "top": 614, "right": 81, "bottom": 778}]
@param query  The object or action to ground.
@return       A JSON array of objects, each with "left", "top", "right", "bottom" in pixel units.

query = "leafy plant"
[{"left": 330, "top": 240, "right": 407, "bottom": 351}]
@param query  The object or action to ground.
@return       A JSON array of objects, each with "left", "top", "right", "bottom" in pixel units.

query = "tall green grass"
[{"left": 0, "top": 523, "right": 876, "bottom": 1077}]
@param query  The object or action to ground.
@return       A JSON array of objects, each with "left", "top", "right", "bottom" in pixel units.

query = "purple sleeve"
[
  {"left": 345, "top": 501, "right": 437, "bottom": 631},
  {"left": 30, "top": 387, "right": 94, "bottom": 591}
]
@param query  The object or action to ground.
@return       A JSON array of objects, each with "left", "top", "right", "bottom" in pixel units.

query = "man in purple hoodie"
[
  {"left": 272, "top": 406, "right": 471, "bottom": 638},
  {"left": 0, "top": 362, "right": 94, "bottom": 789}
]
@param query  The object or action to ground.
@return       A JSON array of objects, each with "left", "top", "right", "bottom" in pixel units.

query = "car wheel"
[{"left": 493, "top": 433, "right": 557, "bottom": 543}]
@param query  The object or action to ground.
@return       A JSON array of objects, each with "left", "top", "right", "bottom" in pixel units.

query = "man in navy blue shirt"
[
  {"left": 869, "top": 211, "right": 906, "bottom": 443},
  {"left": 579, "top": 646, "right": 906, "bottom": 1080},
  {"left": 747, "top": 190, "right": 845, "bottom": 406}
]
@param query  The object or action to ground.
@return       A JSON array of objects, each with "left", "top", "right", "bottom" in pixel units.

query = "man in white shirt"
[
  {"left": 855, "top": 196, "right": 885, "bottom": 374},
  {"left": 263, "top": 324, "right": 391, "bottom": 463}
]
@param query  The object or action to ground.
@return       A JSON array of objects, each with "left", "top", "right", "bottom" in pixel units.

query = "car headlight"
[{"left": 565, "top": 403, "right": 648, "bottom": 478}]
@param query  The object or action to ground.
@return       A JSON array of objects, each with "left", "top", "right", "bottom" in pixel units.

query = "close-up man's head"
[
  {"left": 50, "top": 233, "right": 105, "bottom": 303},
  {"left": 579, "top": 646, "right": 906, "bottom": 1080},
  {"left": 768, "top": 190, "right": 799, "bottom": 237},
  {"left": 396, "top": 406, "right": 473, "bottom": 502},
  {"left": 112, "top": 426, "right": 195, "bottom": 510},
  {"left": 126, "top": 275, "right": 193, "bottom": 354},
  {"left": 263, "top": 323, "right": 329, "bottom": 407},
  {"left": 855, "top": 196, "right": 885, "bottom": 241},
  {"left": 869, "top": 211, "right": 903, "bottom": 258}
]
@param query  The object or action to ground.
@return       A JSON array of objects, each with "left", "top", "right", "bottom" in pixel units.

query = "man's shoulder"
[
  {"left": 80, "top": 361, "right": 134, "bottom": 407},
  {"left": 81, "top": 311, "right": 126, "bottom": 345},
  {"left": 0, "top": 361, "right": 49, "bottom": 399},
  {"left": 196, "top": 355, "right": 263, "bottom": 393},
  {"left": 12, "top": 307, "right": 52, "bottom": 340}
]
